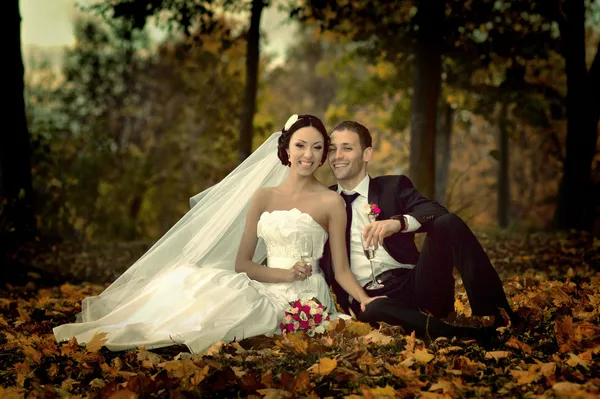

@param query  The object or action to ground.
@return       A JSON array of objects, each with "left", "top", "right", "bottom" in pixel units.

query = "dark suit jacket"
[{"left": 321, "top": 175, "right": 448, "bottom": 313}]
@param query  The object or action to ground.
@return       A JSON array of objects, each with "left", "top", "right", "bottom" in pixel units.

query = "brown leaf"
[
  {"left": 359, "top": 330, "right": 393, "bottom": 345},
  {"left": 277, "top": 333, "right": 308, "bottom": 354},
  {"left": 292, "top": 371, "right": 312, "bottom": 393},
  {"left": 256, "top": 388, "right": 292, "bottom": 399},
  {"left": 505, "top": 336, "right": 532, "bottom": 354},
  {"left": 203, "top": 340, "right": 226, "bottom": 356},
  {"left": 86, "top": 332, "right": 108, "bottom": 353},
  {"left": 510, "top": 368, "right": 541, "bottom": 385},
  {"left": 552, "top": 382, "right": 596, "bottom": 399},
  {"left": 107, "top": 390, "right": 139, "bottom": 399},
  {"left": 484, "top": 351, "right": 511, "bottom": 360}
]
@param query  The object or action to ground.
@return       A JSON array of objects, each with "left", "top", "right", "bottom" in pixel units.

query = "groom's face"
[{"left": 328, "top": 129, "right": 372, "bottom": 185}]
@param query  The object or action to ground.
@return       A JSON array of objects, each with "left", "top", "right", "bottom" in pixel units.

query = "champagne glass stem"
[{"left": 369, "top": 260, "right": 377, "bottom": 285}]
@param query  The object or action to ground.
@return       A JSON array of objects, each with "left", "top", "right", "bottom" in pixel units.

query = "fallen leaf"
[
  {"left": 308, "top": 357, "right": 337, "bottom": 376},
  {"left": 85, "top": 332, "right": 108, "bottom": 353},
  {"left": 345, "top": 321, "right": 373, "bottom": 336},
  {"left": 360, "top": 330, "right": 393, "bottom": 345},
  {"left": 414, "top": 349, "right": 434, "bottom": 364},
  {"left": 485, "top": 351, "right": 511, "bottom": 360},
  {"left": 256, "top": 388, "right": 292, "bottom": 399}
]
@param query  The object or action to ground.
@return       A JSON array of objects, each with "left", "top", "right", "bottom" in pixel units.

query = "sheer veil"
[{"left": 76, "top": 132, "right": 289, "bottom": 323}]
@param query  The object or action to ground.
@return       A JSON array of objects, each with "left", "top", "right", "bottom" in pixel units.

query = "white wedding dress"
[{"left": 53, "top": 208, "right": 342, "bottom": 354}]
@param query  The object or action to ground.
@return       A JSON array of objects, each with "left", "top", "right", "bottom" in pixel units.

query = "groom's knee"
[{"left": 356, "top": 298, "right": 389, "bottom": 325}]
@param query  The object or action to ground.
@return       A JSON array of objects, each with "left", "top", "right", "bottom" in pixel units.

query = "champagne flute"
[
  {"left": 298, "top": 234, "right": 313, "bottom": 291},
  {"left": 299, "top": 234, "right": 313, "bottom": 268},
  {"left": 362, "top": 234, "right": 384, "bottom": 290}
]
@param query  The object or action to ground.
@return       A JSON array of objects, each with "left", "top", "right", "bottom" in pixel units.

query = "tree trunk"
[
  {"left": 409, "top": 0, "right": 444, "bottom": 199},
  {"left": 552, "top": 0, "right": 599, "bottom": 231},
  {"left": 237, "top": 0, "right": 264, "bottom": 163},
  {"left": 435, "top": 101, "right": 453, "bottom": 204},
  {"left": 497, "top": 102, "right": 510, "bottom": 228},
  {"left": 1, "top": 0, "right": 34, "bottom": 230}
]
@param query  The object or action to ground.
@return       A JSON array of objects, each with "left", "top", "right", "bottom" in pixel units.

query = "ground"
[{"left": 1, "top": 230, "right": 599, "bottom": 398}]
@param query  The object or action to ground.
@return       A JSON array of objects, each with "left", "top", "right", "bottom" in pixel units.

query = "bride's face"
[{"left": 287, "top": 126, "right": 325, "bottom": 176}]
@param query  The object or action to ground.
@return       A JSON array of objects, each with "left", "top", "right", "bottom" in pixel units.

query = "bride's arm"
[
  {"left": 326, "top": 194, "right": 374, "bottom": 307},
  {"left": 235, "top": 189, "right": 305, "bottom": 283}
]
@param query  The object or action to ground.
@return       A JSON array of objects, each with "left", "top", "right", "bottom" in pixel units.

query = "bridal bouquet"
[{"left": 280, "top": 297, "right": 330, "bottom": 336}]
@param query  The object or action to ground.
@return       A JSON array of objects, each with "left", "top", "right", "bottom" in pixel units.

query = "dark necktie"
[{"left": 341, "top": 192, "right": 360, "bottom": 263}]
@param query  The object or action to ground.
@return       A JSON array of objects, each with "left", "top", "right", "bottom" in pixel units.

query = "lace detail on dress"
[{"left": 257, "top": 208, "right": 328, "bottom": 261}]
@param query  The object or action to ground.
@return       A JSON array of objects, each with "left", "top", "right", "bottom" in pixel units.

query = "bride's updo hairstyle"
[{"left": 277, "top": 114, "right": 330, "bottom": 167}]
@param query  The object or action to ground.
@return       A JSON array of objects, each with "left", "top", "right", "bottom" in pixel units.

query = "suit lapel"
[{"left": 367, "top": 177, "right": 379, "bottom": 213}]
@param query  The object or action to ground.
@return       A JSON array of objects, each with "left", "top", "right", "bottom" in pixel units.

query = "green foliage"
[{"left": 26, "top": 16, "right": 247, "bottom": 242}]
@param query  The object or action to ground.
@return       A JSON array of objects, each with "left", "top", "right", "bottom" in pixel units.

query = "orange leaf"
[{"left": 308, "top": 357, "right": 337, "bottom": 376}]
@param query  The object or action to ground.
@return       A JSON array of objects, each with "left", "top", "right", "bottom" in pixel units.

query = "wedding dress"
[{"left": 53, "top": 208, "right": 342, "bottom": 354}]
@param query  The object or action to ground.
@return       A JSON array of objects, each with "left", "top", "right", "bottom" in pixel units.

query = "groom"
[{"left": 321, "top": 121, "right": 521, "bottom": 335}]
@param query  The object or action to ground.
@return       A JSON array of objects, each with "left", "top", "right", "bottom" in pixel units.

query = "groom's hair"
[
  {"left": 277, "top": 114, "right": 330, "bottom": 167},
  {"left": 330, "top": 121, "right": 372, "bottom": 150}
]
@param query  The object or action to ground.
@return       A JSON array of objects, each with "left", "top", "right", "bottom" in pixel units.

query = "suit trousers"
[{"left": 352, "top": 213, "right": 512, "bottom": 331}]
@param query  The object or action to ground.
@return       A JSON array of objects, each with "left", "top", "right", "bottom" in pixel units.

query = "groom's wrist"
[{"left": 390, "top": 215, "right": 407, "bottom": 232}]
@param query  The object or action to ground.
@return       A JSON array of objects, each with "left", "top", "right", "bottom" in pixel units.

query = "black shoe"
[{"left": 476, "top": 326, "right": 502, "bottom": 350}]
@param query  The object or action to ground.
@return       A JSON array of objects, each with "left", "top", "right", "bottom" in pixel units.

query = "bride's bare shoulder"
[{"left": 318, "top": 189, "right": 345, "bottom": 208}]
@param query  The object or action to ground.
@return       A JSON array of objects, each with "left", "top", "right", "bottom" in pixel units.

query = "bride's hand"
[
  {"left": 360, "top": 296, "right": 387, "bottom": 312},
  {"left": 286, "top": 262, "right": 312, "bottom": 282}
]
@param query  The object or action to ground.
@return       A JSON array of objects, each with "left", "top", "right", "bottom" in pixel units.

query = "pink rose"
[
  {"left": 314, "top": 314, "right": 322, "bottom": 324},
  {"left": 309, "top": 319, "right": 315, "bottom": 326},
  {"left": 285, "top": 314, "right": 292, "bottom": 323},
  {"left": 292, "top": 314, "right": 301, "bottom": 322},
  {"left": 373, "top": 206, "right": 381, "bottom": 214},
  {"left": 316, "top": 308, "right": 323, "bottom": 314},
  {"left": 290, "top": 307, "right": 299, "bottom": 314},
  {"left": 300, "top": 320, "right": 309, "bottom": 330},
  {"left": 286, "top": 323, "right": 295, "bottom": 332}
]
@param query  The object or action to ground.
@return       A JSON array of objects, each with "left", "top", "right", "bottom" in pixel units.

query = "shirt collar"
[{"left": 337, "top": 175, "right": 370, "bottom": 199}]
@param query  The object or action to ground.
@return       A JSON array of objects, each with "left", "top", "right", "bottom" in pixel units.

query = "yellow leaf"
[
  {"left": 414, "top": 348, "right": 434, "bottom": 364},
  {"left": 86, "top": 332, "right": 108, "bottom": 353},
  {"left": 566, "top": 353, "right": 589, "bottom": 368},
  {"left": 345, "top": 321, "right": 373, "bottom": 336},
  {"left": 429, "top": 379, "right": 456, "bottom": 393},
  {"left": 361, "top": 384, "right": 398, "bottom": 397},
  {"left": 510, "top": 369, "right": 540, "bottom": 385},
  {"left": 308, "top": 357, "right": 337, "bottom": 376}
]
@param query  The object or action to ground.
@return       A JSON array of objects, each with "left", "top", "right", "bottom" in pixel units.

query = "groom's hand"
[
  {"left": 360, "top": 296, "right": 387, "bottom": 312},
  {"left": 362, "top": 220, "right": 402, "bottom": 249}
]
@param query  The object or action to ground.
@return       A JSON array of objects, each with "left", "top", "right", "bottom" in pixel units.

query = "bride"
[{"left": 53, "top": 114, "right": 378, "bottom": 353}]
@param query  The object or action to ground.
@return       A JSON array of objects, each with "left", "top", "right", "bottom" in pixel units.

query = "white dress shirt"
[{"left": 338, "top": 175, "right": 420, "bottom": 286}]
